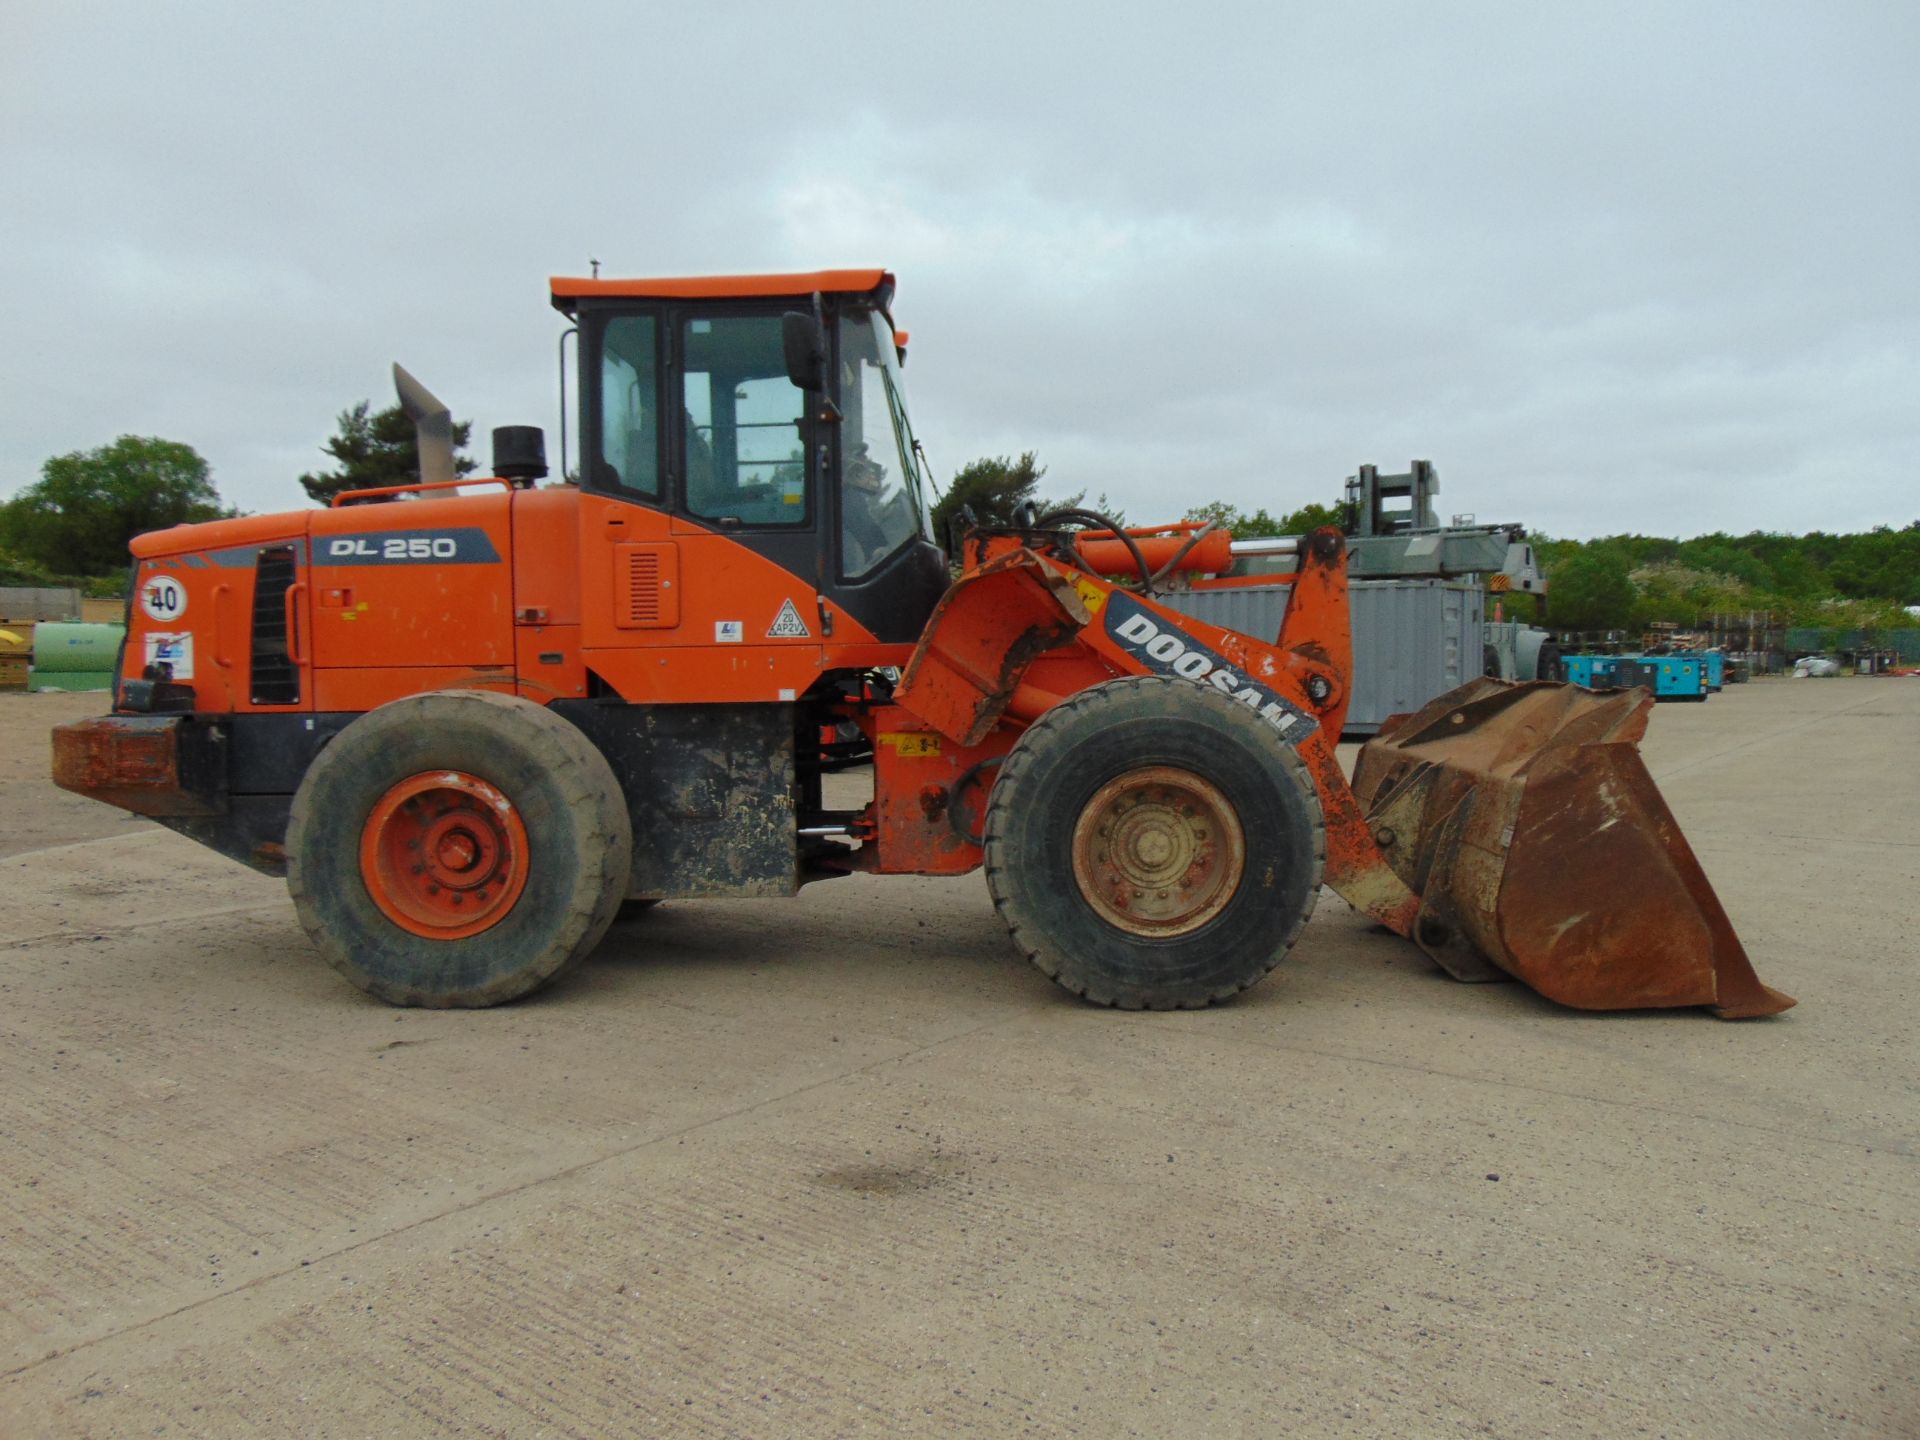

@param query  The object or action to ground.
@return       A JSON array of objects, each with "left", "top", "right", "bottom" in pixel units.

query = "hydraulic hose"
[
  {"left": 1145, "top": 520, "right": 1221, "bottom": 590},
  {"left": 1034, "top": 508, "right": 1155, "bottom": 592}
]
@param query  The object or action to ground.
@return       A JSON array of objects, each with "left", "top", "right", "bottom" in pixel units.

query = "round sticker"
[{"left": 141, "top": 574, "right": 188, "bottom": 622}]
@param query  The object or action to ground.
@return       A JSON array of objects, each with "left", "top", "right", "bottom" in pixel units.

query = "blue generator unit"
[
  {"left": 1561, "top": 654, "right": 1708, "bottom": 700},
  {"left": 1642, "top": 655, "right": 1708, "bottom": 700},
  {"left": 1562, "top": 654, "right": 1615, "bottom": 688}
]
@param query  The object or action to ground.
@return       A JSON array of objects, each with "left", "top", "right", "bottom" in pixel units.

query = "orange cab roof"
[{"left": 550, "top": 269, "right": 891, "bottom": 309}]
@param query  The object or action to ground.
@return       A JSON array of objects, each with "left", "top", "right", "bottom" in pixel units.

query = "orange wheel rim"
[
  {"left": 359, "top": 771, "right": 531, "bottom": 939},
  {"left": 1070, "top": 765, "right": 1246, "bottom": 937}
]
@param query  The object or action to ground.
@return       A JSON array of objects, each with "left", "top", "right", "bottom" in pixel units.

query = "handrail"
[
  {"left": 331, "top": 477, "right": 512, "bottom": 508},
  {"left": 284, "top": 582, "right": 307, "bottom": 666},
  {"left": 211, "top": 583, "right": 232, "bottom": 668}
]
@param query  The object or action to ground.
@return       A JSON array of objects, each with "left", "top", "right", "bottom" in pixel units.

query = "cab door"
[
  {"left": 577, "top": 304, "right": 830, "bottom": 700},
  {"left": 578, "top": 310, "right": 680, "bottom": 657}
]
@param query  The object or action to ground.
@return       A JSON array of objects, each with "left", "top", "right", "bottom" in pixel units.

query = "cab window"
[
  {"left": 597, "top": 315, "right": 658, "bottom": 497},
  {"left": 837, "top": 311, "right": 930, "bottom": 577},
  {"left": 680, "top": 315, "right": 807, "bottom": 526}
]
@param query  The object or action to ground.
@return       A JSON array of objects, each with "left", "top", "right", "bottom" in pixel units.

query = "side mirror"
[{"left": 782, "top": 312, "right": 827, "bottom": 393}]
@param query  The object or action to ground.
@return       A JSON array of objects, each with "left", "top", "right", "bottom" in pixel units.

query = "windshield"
[{"left": 837, "top": 310, "right": 932, "bottom": 577}]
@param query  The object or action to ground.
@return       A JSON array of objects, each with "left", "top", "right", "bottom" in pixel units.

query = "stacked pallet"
[
  {"left": 0, "top": 621, "right": 30, "bottom": 691},
  {"left": 3, "top": 586, "right": 77, "bottom": 690}
]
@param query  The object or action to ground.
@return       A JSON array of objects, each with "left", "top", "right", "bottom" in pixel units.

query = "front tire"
[
  {"left": 286, "top": 690, "right": 632, "bottom": 1007},
  {"left": 984, "top": 676, "right": 1326, "bottom": 1010}
]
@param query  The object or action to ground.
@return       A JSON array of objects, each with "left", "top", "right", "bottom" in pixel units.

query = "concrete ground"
[{"left": 1, "top": 680, "right": 1913, "bottom": 1438}]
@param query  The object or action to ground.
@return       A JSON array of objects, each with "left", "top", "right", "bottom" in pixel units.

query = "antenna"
[{"left": 590, "top": 256, "right": 600, "bottom": 279}]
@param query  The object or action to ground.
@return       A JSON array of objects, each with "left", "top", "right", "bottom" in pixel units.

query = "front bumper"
[{"left": 51, "top": 715, "right": 227, "bottom": 818}]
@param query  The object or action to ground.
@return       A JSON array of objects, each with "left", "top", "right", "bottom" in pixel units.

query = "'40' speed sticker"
[{"left": 141, "top": 574, "right": 187, "bottom": 621}]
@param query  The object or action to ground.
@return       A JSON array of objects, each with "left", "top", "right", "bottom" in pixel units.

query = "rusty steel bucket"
[{"left": 1351, "top": 678, "right": 1794, "bottom": 1018}]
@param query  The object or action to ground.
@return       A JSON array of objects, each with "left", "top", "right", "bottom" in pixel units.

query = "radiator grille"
[{"left": 249, "top": 545, "right": 301, "bottom": 705}]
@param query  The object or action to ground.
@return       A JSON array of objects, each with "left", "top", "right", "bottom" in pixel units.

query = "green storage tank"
[{"left": 29, "top": 622, "right": 123, "bottom": 692}]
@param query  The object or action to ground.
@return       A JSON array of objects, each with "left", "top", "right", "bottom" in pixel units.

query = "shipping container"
[{"left": 1162, "top": 578, "right": 1484, "bottom": 735}]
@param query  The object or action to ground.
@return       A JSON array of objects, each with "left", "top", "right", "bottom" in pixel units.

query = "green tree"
[
  {"left": 298, "top": 401, "right": 476, "bottom": 506},
  {"left": 0, "top": 436, "right": 230, "bottom": 575},
  {"left": 1281, "top": 500, "right": 1347, "bottom": 533},
  {"left": 0, "top": 552, "right": 61, "bottom": 586},
  {"left": 927, "top": 453, "right": 1135, "bottom": 554},
  {"left": 1682, "top": 540, "right": 1773, "bottom": 590},
  {"left": 1183, "top": 499, "right": 1346, "bottom": 537},
  {"left": 1046, "top": 488, "right": 1128, "bottom": 529},
  {"left": 1185, "top": 500, "right": 1282, "bottom": 537},
  {"left": 1507, "top": 525, "right": 1920, "bottom": 635},
  {"left": 1546, "top": 550, "right": 1635, "bottom": 631},
  {"left": 930, "top": 452, "right": 1047, "bottom": 551}
]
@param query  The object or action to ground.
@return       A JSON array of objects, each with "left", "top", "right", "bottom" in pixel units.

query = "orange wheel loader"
[{"left": 51, "top": 270, "right": 1793, "bottom": 1017}]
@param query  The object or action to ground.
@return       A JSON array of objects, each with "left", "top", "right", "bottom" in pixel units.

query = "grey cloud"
[{"left": 2, "top": 0, "right": 1913, "bottom": 540}]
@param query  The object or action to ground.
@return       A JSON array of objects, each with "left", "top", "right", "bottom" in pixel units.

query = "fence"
[
  {"left": 1784, "top": 628, "right": 1920, "bottom": 662},
  {"left": 0, "top": 587, "right": 82, "bottom": 622}
]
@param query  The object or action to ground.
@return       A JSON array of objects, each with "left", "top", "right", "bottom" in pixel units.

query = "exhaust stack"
[{"left": 392, "top": 363, "right": 455, "bottom": 488}]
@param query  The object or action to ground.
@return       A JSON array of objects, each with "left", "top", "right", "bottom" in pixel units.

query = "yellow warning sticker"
[
  {"left": 878, "top": 732, "right": 942, "bottom": 758},
  {"left": 1073, "top": 577, "right": 1107, "bottom": 613}
]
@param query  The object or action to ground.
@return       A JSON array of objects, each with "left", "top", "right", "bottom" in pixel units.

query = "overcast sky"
[{"left": 4, "top": 1, "right": 1913, "bottom": 539}]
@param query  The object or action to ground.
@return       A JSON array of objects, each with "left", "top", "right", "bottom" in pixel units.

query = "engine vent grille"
[
  {"left": 627, "top": 550, "right": 661, "bottom": 623},
  {"left": 614, "top": 542, "right": 679, "bottom": 630},
  {"left": 249, "top": 545, "right": 301, "bottom": 705}
]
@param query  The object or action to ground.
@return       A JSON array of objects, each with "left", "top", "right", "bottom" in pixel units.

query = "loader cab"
[{"left": 555, "top": 270, "right": 949, "bottom": 644}]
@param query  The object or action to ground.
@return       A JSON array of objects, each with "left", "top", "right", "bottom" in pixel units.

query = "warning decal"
[
  {"left": 878, "top": 732, "right": 941, "bottom": 757},
  {"left": 144, "top": 631, "right": 195, "bottom": 681},
  {"left": 767, "top": 599, "right": 811, "bottom": 638}
]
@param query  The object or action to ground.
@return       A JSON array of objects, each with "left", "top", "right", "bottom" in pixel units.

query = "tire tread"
[
  {"left": 983, "top": 676, "right": 1326, "bottom": 1010},
  {"left": 285, "top": 689, "right": 631, "bottom": 1008}
]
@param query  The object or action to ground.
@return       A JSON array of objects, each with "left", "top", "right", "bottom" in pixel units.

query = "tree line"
[
  {"left": 4, "top": 427, "right": 1916, "bottom": 638},
  {"left": 1535, "top": 528, "right": 1920, "bottom": 632},
  {"left": 0, "top": 402, "right": 470, "bottom": 590},
  {"left": 956, "top": 472, "right": 1917, "bottom": 631}
]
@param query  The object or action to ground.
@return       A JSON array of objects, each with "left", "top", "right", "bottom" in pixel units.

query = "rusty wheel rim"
[
  {"left": 1070, "top": 765, "right": 1246, "bottom": 937},
  {"left": 359, "top": 771, "right": 530, "bottom": 940}
]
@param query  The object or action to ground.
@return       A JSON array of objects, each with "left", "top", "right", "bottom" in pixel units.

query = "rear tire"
[
  {"left": 984, "top": 676, "right": 1326, "bottom": 1010},
  {"left": 287, "top": 690, "right": 632, "bottom": 1007}
]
